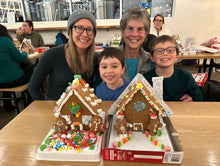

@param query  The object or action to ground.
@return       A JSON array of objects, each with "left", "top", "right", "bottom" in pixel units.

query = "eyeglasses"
[
  {"left": 153, "top": 47, "right": 176, "bottom": 55},
  {"left": 72, "top": 25, "right": 94, "bottom": 36},
  {"left": 154, "top": 19, "right": 163, "bottom": 23}
]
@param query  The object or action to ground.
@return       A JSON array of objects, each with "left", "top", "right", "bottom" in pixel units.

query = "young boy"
[
  {"left": 143, "top": 35, "right": 203, "bottom": 101},
  {"left": 96, "top": 47, "right": 130, "bottom": 101}
]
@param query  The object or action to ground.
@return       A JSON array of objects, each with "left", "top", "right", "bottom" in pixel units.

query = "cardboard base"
[
  {"left": 36, "top": 129, "right": 103, "bottom": 162},
  {"left": 103, "top": 115, "right": 184, "bottom": 164}
]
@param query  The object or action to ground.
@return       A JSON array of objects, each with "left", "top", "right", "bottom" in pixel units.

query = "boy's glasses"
[
  {"left": 153, "top": 47, "right": 176, "bottom": 55},
  {"left": 72, "top": 25, "right": 94, "bottom": 36}
]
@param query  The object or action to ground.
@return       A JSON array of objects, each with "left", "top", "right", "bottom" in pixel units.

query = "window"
[
  {"left": 0, "top": 0, "right": 175, "bottom": 23},
  {"left": 0, "top": 0, "right": 23, "bottom": 23}
]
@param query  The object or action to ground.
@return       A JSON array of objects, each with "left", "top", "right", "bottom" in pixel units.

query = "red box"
[
  {"left": 192, "top": 73, "right": 208, "bottom": 87},
  {"left": 34, "top": 47, "right": 50, "bottom": 52},
  {"left": 102, "top": 115, "right": 184, "bottom": 164}
]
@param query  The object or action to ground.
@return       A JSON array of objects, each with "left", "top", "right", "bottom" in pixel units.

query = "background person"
[
  {"left": 0, "top": 24, "right": 32, "bottom": 110},
  {"left": 16, "top": 20, "right": 44, "bottom": 47},
  {"left": 28, "top": 9, "right": 99, "bottom": 100},
  {"left": 119, "top": 7, "right": 152, "bottom": 81},
  {"left": 151, "top": 14, "right": 170, "bottom": 37}
]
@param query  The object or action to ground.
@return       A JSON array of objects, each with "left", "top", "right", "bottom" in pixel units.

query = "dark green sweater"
[
  {"left": 28, "top": 45, "right": 98, "bottom": 100},
  {"left": 0, "top": 37, "right": 27, "bottom": 83},
  {"left": 16, "top": 31, "right": 44, "bottom": 47},
  {"left": 143, "top": 67, "right": 203, "bottom": 101}
]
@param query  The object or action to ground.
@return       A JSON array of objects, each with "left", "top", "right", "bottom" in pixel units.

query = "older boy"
[{"left": 143, "top": 35, "right": 203, "bottom": 101}]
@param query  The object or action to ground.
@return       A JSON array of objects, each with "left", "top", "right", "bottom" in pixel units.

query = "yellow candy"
[
  {"left": 77, "top": 148, "right": 81, "bottom": 153},
  {"left": 157, "top": 142, "right": 161, "bottom": 147},
  {"left": 58, "top": 147, "right": 63, "bottom": 151},
  {"left": 55, "top": 138, "right": 60, "bottom": 142},
  {"left": 50, "top": 141, "right": 55, "bottom": 146},
  {"left": 136, "top": 83, "right": 143, "bottom": 89}
]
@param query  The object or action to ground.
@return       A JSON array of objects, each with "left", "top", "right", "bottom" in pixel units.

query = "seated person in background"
[
  {"left": 0, "top": 24, "right": 32, "bottom": 110},
  {"left": 143, "top": 35, "right": 203, "bottom": 101},
  {"left": 16, "top": 20, "right": 44, "bottom": 47},
  {"left": 151, "top": 14, "right": 170, "bottom": 37},
  {"left": 96, "top": 47, "right": 130, "bottom": 101}
]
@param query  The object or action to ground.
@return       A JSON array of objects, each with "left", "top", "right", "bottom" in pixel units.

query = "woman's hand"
[
  {"left": 16, "top": 27, "right": 23, "bottom": 35},
  {"left": 22, "top": 47, "right": 30, "bottom": 54},
  {"left": 179, "top": 94, "right": 193, "bottom": 102}
]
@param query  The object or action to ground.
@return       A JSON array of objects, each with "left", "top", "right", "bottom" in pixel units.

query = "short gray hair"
[{"left": 120, "top": 8, "right": 151, "bottom": 34}]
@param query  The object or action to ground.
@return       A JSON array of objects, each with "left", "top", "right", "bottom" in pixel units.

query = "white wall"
[
  {"left": 97, "top": 0, "right": 220, "bottom": 46},
  {"left": 166, "top": 0, "right": 220, "bottom": 44},
  {"left": 9, "top": 0, "right": 220, "bottom": 46}
]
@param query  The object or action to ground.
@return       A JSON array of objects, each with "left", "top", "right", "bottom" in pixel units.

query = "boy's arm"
[{"left": 179, "top": 94, "right": 193, "bottom": 102}]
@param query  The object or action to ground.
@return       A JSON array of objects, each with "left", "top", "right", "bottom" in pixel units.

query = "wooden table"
[
  {"left": 0, "top": 101, "right": 220, "bottom": 166},
  {"left": 179, "top": 52, "right": 220, "bottom": 80}
]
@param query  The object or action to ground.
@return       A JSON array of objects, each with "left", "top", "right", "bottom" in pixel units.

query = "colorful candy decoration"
[
  {"left": 145, "top": 131, "right": 170, "bottom": 151},
  {"left": 134, "top": 101, "right": 146, "bottom": 112},
  {"left": 40, "top": 130, "right": 99, "bottom": 153},
  {"left": 116, "top": 81, "right": 164, "bottom": 117},
  {"left": 112, "top": 131, "right": 132, "bottom": 148},
  {"left": 69, "top": 102, "right": 82, "bottom": 117}
]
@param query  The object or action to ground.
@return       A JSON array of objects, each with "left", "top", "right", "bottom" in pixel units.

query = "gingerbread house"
[
  {"left": 13, "top": 39, "right": 21, "bottom": 50},
  {"left": 109, "top": 74, "right": 173, "bottom": 136},
  {"left": 20, "top": 40, "right": 35, "bottom": 53},
  {"left": 53, "top": 75, "right": 105, "bottom": 134}
]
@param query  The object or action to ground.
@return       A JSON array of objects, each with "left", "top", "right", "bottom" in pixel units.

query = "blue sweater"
[{"left": 96, "top": 78, "right": 130, "bottom": 101}]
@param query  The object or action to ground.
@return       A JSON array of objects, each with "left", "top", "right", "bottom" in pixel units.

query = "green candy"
[
  {"left": 40, "top": 144, "right": 47, "bottom": 151},
  {"left": 118, "top": 141, "right": 121, "bottom": 147},
  {"left": 157, "top": 129, "right": 162, "bottom": 136},
  {"left": 127, "top": 135, "right": 131, "bottom": 140},
  {"left": 161, "top": 144, "right": 165, "bottom": 150},
  {"left": 74, "top": 75, "right": 81, "bottom": 80},
  {"left": 89, "top": 145, "right": 95, "bottom": 150},
  {"left": 71, "top": 105, "right": 79, "bottom": 114},
  {"left": 45, "top": 137, "right": 52, "bottom": 145},
  {"left": 73, "top": 135, "right": 83, "bottom": 141}
]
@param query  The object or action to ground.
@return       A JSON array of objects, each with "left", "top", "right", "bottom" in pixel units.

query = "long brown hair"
[{"left": 65, "top": 30, "right": 95, "bottom": 77}]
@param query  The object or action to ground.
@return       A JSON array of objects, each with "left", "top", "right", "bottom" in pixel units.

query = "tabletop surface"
[
  {"left": 179, "top": 51, "right": 220, "bottom": 59},
  {"left": 0, "top": 101, "right": 220, "bottom": 166}
]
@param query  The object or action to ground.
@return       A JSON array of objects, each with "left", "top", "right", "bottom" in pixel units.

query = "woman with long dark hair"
[
  {"left": 0, "top": 24, "right": 32, "bottom": 110},
  {"left": 28, "top": 9, "right": 99, "bottom": 100}
]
